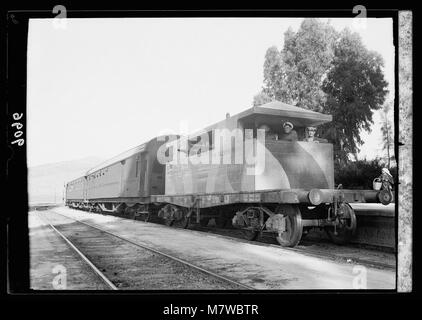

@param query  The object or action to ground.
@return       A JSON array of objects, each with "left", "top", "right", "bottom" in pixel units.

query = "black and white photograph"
[{"left": 5, "top": 7, "right": 414, "bottom": 301}]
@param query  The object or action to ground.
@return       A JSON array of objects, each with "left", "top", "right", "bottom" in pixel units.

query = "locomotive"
[{"left": 65, "top": 101, "right": 392, "bottom": 247}]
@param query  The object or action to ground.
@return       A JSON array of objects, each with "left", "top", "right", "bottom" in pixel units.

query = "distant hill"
[{"left": 28, "top": 156, "right": 105, "bottom": 205}]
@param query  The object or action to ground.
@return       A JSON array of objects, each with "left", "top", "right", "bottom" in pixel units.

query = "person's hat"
[
  {"left": 283, "top": 121, "right": 293, "bottom": 129},
  {"left": 306, "top": 126, "right": 317, "bottom": 131}
]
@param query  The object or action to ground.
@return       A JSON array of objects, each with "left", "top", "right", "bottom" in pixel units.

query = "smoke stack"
[{"left": 226, "top": 113, "right": 230, "bottom": 119}]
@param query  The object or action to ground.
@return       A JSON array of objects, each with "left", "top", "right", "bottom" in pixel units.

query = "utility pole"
[
  {"left": 384, "top": 111, "right": 391, "bottom": 169},
  {"left": 63, "top": 182, "right": 65, "bottom": 204}
]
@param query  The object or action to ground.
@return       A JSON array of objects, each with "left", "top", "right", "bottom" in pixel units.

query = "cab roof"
[
  {"left": 190, "top": 100, "right": 332, "bottom": 137},
  {"left": 85, "top": 142, "right": 147, "bottom": 176},
  {"left": 238, "top": 101, "right": 332, "bottom": 128}
]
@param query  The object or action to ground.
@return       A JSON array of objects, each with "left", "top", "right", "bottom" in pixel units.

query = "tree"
[
  {"left": 260, "top": 19, "right": 337, "bottom": 112},
  {"left": 380, "top": 100, "right": 395, "bottom": 168},
  {"left": 322, "top": 29, "right": 388, "bottom": 163},
  {"left": 253, "top": 91, "right": 273, "bottom": 107}
]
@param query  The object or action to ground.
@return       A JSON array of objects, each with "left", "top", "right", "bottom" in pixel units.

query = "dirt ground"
[
  {"left": 29, "top": 212, "right": 110, "bottom": 290},
  {"left": 41, "top": 207, "right": 396, "bottom": 290}
]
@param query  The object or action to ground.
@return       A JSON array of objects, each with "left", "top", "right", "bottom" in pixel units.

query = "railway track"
[
  {"left": 36, "top": 213, "right": 117, "bottom": 290},
  {"left": 48, "top": 208, "right": 395, "bottom": 271},
  {"left": 36, "top": 211, "right": 254, "bottom": 290}
]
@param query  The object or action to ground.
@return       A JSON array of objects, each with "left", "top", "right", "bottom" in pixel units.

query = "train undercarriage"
[{"left": 66, "top": 195, "right": 361, "bottom": 247}]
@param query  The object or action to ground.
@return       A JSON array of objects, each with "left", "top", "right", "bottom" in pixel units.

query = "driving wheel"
[
  {"left": 274, "top": 205, "right": 303, "bottom": 247},
  {"left": 326, "top": 203, "right": 357, "bottom": 245}
]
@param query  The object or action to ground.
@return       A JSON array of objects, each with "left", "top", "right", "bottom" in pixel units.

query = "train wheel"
[
  {"left": 325, "top": 203, "right": 357, "bottom": 245},
  {"left": 158, "top": 204, "right": 173, "bottom": 226},
  {"left": 215, "top": 216, "right": 228, "bottom": 228},
  {"left": 232, "top": 207, "right": 262, "bottom": 241},
  {"left": 160, "top": 205, "right": 190, "bottom": 229},
  {"left": 242, "top": 229, "right": 259, "bottom": 241},
  {"left": 132, "top": 204, "right": 151, "bottom": 222},
  {"left": 164, "top": 217, "right": 174, "bottom": 226},
  {"left": 140, "top": 211, "right": 150, "bottom": 222},
  {"left": 162, "top": 205, "right": 175, "bottom": 226},
  {"left": 173, "top": 215, "right": 190, "bottom": 229},
  {"left": 274, "top": 205, "right": 303, "bottom": 247},
  {"left": 124, "top": 206, "right": 136, "bottom": 219}
]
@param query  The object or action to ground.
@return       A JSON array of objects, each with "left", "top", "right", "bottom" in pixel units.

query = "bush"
[{"left": 334, "top": 158, "right": 397, "bottom": 190}]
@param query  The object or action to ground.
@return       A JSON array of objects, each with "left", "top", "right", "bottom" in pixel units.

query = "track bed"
[{"left": 33, "top": 207, "right": 396, "bottom": 290}]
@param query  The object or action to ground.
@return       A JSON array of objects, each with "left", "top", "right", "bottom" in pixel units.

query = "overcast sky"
[{"left": 27, "top": 17, "right": 394, "bottom": 167}]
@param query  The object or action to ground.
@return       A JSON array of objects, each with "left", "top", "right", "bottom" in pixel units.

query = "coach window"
[
  {"left": 207, "top": 130, "right": 214, "bottom": 151},
  {"left": 188, "top": 132, "right": 213, "bottom": 155}
]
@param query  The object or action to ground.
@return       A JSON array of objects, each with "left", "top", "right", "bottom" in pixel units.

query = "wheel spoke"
[
  {"left": 274, "top": 205, "right": 303, "bottom": 247},
  {"left": 326, "top": 203, "right": 357, "bottom": 244}
]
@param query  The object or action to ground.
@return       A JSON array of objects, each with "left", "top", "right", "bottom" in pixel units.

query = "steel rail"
[
  {"left": 50, "top": 211, "right": 255, "bottom": 290},
  {"left": 37, "top": 212, "right": 118, "bottom": 290}
]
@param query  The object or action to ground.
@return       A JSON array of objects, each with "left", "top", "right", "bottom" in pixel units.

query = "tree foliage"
[
  {"left": 322, "top": 29, "right": 389, "bottom": 162},
  {"left": 253, "top": 91, "right": 273, "bottom": 107},
  {"left": 262, "top": 19, "right": 337, "bottom": 112}
]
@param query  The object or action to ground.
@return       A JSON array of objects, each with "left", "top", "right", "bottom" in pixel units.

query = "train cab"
[{"left": 238, "top": 101, "right": 334, "bottom": 190}]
